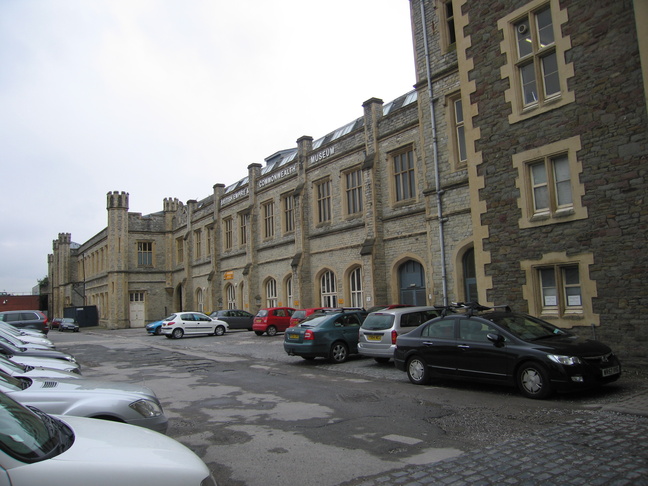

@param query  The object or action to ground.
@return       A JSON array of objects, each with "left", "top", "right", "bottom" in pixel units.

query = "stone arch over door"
[
  {"left": 397, "top": 259, "right": 426, "bottom": 306},
  {"left": 174, "top": 283, "right": 183, "bottom": 312}
]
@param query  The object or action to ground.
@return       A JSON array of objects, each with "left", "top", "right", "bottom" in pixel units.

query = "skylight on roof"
[
  {"left": 403, "top": 90, "right": 418, "bottom": 106},
  {"left": 331, "top": 121, "right": 355, "bottom": 141},
  {"left": 313, "top": 137, "right": 325, "bottom": 149},
  {"left": 383, "top": 102, "right": 394, "bottom": 116}
]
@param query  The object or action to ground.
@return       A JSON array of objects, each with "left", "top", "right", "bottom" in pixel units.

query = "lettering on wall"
[{"left": 309, "top": 146, "right": 335, "bottom": 165}]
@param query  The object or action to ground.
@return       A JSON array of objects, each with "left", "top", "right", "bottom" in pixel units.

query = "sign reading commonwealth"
[{"left": 258, "top": 164, "right": 297, "bottom": 188}]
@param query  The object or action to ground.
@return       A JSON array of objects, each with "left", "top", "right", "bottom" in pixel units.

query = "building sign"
[
  {"left": 309, "top": 146, "right": 335, "bottom": 165},
  {"left": 224, "top": 271, "right": 234, "bottom": 280},
  {"left": 258, "top": 164, "right": 297, "bottom": 188},
  {"left": 221, "top": 187, "right": 249, "bottom": 206}
]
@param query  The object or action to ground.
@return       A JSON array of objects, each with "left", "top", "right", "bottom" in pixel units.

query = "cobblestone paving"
[{"left": 341, "top": 413, "right": 648, "bottom": 486}]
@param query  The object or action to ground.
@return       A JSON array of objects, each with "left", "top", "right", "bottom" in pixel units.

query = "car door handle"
[
  {"left": 422, "top": 341, "right": 435, "bottom": 346},
  {"left": 457, "top": 344, "right": 470, "bottom": 349}
]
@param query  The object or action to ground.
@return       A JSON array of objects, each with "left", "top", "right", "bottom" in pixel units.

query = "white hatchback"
[
  {"left": 0, "top": 391, "right": 216, "bottom": 486},
  {"left": 161, "top": 312, "right": 228, "bottom": 339}
]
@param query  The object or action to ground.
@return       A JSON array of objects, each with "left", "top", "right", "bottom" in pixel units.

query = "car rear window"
[
  {"left": 256, "top": 310, "right": 268, "bottom": 317},
  {"left": 292, "top": 311, "right": 306, "bottom": 319},
  {"left": 361, "top": 314, "right": 395, "bottom": 330}
]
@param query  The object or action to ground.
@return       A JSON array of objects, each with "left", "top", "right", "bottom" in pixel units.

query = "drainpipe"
[{"left": 420, "top": 0, "right": 449, "bottom": 305}]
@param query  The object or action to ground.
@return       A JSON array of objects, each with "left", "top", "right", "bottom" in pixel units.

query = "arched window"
[
  {"left": 320, "top": 271, "right": 337, "bottom": 307},
  {"left": 349, "top": 267, "right": 363, "bottom": 308},
  {"left": 226, "top": 284, "right": 236, "bottom": 309},
  {"left": 196, "top": 288, "right": 204, "bottom": 313},
  {"left": 285, "top": 276, "right": 293, "bottom": 308},
  {"left": 266, "top": 278, "right": 277, "bottom": 307}
]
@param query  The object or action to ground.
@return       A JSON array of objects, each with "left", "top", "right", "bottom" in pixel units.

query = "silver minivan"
[{"left": 357, "top": 306, "right": 440, "bottom": 363}]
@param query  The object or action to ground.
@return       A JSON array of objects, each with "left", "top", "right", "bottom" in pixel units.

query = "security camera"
[{"left": 517, "top": 23, "right": 528, "bottom": 35}]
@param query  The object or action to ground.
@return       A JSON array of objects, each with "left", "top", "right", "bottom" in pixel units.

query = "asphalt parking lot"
[{"left": 48, "top": 327, "right": 648, "bottom": 486}]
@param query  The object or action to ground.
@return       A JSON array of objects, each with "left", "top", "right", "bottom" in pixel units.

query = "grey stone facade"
[{"left": 47, "top": 0, "right": 648, "bottom": 360}]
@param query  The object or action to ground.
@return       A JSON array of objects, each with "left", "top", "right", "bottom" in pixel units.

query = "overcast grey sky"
[{"left": 0, "top": 0, "right": 416, "bottom": 294}]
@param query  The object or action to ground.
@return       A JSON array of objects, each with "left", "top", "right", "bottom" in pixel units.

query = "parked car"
[
  {"left": 0, "top": 392, "right": 216, "bottom": 486},
  {"left": 358, "top": 306, "right": 441, "bottom": 363},
  {"left": 284, "top": 310, "right": 369, "bottom": 363},
  {"left": 0, "top": 341, "right": 77, "bottom": 367},
  {"left": 58, "top": 318, "right": 80, "bottom": 332},
  {"left": 50, "top": 317, "right": 64, "bottom": 330},
  {"left": 145, "top": 319, "right": 164, "bottom": 335},
  {"left": 0, "top": 332, "right": 52, "bottom": 350},
  {"left": 0, "top": 355, "right": 82, "bottom": 380},
  {"left": 210, "top": 309, "right": 255, "bottom": 330},
  {"left": 161, "top": 312, "right": 228, "bottom": 339},
  {"left": 0, "top": 370, "right": 168, "bottom": 433},
  {"left": 0, "top": 322, "right": 53, "bottom": 348},
  {"left": 253, "top": 307, "right": 295, "bottom": 336},
  {"left": 394, "top": 303, "right": 622, "bottom": 399},
  {"left": 0, "top": 310, "right": 49, "bottom": 334},
  {"left": 289, "top": 307, "right": 335, "bottom": 327},
  {"left": 6, "top": 353, "right": 81, "bottom": 375}
]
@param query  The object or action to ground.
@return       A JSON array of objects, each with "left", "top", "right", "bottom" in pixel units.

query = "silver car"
[
  {"left": 0, "top": 331, "right": 51, "bottom": 350},
  {"left": 7, "top": 354, "right": 81, "bottom": 374},
  {"left": 357, "top": 306, "right": 441, "bottom": 363},
  {"left": 0, "top": 355, "right": 81, "bottom": 380},
  {"left": 0, "top": 322, "right": 53, "bottom": 347},
  {"left": 0, "top": 392, "right": 215, "bottom": 486},
  {"left": 0, "top": 371, "right": 168, "bottom": 433}
]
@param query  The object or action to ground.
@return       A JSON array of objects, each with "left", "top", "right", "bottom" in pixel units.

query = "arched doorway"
[
  {"left": 398, "top": 260, "right": 426, "bottom": 305},
  {"left": 463, "top": 248, "right": 477, "bottom": 303},
  {"left": 174, "top": 283, "right": 183, "bottom": 312}
]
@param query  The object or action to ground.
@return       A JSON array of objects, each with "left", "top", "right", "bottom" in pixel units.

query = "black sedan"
[
  {"left": 394, "top": 309, "right": 621, "bottom": 399},
  {"left": 209, "top": 309, "right": 254, "bottom": 331}
]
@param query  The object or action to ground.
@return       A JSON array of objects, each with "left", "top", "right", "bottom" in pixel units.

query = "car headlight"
[
  {"left": 65, "top": 356, "right": 77, "bottom": 363},
  {"left": 129, "top": 399, "right": 163, "bottom": 418},
  {"left": 548, "top": 354, "right": 582, "bottom": 366}
]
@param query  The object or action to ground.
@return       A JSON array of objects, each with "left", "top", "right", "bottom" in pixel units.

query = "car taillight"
[
  {"left": 304, "top": 330, "right": 314, "bottom": 340},
  {"left": 164, "top": 322, "right": 175, "bottom": 326},
  {"left": 391, "top": 330, "right": 398, "bottom": 345}
]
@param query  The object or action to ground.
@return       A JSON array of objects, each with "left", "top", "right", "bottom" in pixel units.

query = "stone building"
[{"left": 48, "top": 0, "right": 647, "bottom": 359}]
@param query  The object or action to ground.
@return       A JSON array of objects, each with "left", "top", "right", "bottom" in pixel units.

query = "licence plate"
[
  {"left": 367, "top": 335, "right": 382, "bottom": 341},
  {"left": 289, "top": 334, "right": 299, "bottom": 340},
  {"left": 602, "top": 366, "right": 620, "bottom": 377}
]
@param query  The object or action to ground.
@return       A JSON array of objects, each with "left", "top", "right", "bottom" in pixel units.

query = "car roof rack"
[{"left": 450, "top": 302, "right": 512, "bottom": 317}]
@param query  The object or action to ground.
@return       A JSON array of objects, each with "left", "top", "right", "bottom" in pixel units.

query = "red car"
[
  {"left": 253, "top": 307, "right": 295, "bottom": 336},
  {"left": 289, "top": 307, "right": 335, "bottom": 327}
]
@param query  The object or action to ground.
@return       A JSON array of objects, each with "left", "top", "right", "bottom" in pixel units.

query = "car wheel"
[
  {"left": 517, "top": 362, "right": 552, "bottom": 399},
  {"left": 58, "top": 327, "right": 63, "bottom": 332},
  {"left": 374, "top": 357, "right": 390, "bottom": 364},
  {"left": 74, "top": 328, "right": 79, "bottom": 332},
  {"left": 407, "top": 356, "right": 431, "bottom": 385},
  {"left": 254, "top": 331, "right": 264, "bottom": 336},
  {"left": 266, "top": 325, "right": 278, "bottom": 337},
  {"left": 329, "top": 342, "right": 349, "bottom": 363},
  {"left": 154, "top": 327, "right": 161, "bottom": 335},
  {"left": 172, "top": 328, "right": 184, "bottom": 339},
  {"left": 214, "top": 325, "right": 226, "bottom": 336}
]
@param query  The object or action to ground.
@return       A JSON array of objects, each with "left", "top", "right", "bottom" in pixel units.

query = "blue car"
[{"left": 145, "top": 320, "right": 163, "bottom": 335}]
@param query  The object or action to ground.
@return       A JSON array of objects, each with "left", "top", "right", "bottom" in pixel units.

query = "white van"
[{"left": 357, "top": 306, "right": 440, "bottom": 363}]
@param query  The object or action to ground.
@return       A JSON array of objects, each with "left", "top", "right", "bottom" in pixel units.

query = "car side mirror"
[{"left": 487, "top": 333, "right": 505, "bottom": 344}]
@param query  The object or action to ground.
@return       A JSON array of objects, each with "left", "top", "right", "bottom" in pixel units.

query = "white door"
[{"left": 129, "top": 301, "right": 145, "bottom": 328}]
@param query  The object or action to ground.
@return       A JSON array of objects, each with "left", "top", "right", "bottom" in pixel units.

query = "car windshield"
[
  {"left": 0, "top": 358, "right": 26, "bottom": 374},
  {"left": 490, "top": 314, "right": 570, "bottom": 341},
  {"left": 62, "top": 318, "right": 75, "bottom": 323},
  {"left": 0, "top": 371, "right": 28, "bottom": 391},
  {"left": 361, "top": 314, "right": 395, "bottom": 330},
  {"left": 0, "top": 391, "right": 73, "bottom": 463}
]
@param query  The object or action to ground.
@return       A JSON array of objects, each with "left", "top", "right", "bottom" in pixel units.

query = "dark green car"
[{"left": 283, "top": 310, "right": 368, "bottom": 363}]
